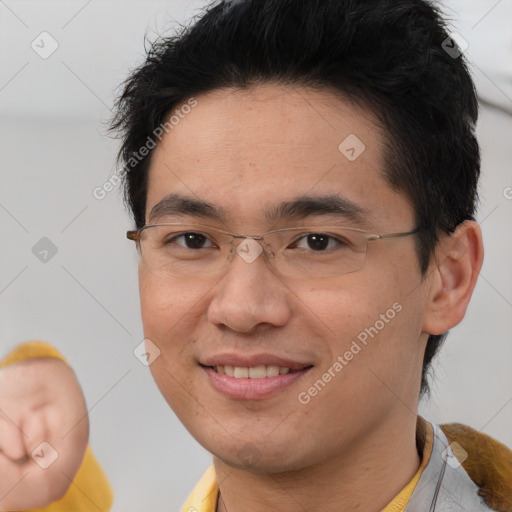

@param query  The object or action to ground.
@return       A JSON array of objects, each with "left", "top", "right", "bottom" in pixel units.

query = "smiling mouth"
[{"left": 204, "top": 364, "right": 313, "bottom": 379}]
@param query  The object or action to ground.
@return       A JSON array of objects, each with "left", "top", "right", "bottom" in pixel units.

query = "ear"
[{"left": 422, "top": 220, "right": 484, "bottom": 335}]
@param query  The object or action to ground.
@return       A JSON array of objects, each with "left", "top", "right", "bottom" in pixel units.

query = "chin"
[
  {"left": 213, "top": 451, "right": 306, "bottom": 474},
  {"left": 200, "top": 432, "right": 312, "bottom": 474}
]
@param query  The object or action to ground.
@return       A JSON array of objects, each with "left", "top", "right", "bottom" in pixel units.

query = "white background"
[{"left": 1, "top": 1, "right": 511, "bottom": 511}]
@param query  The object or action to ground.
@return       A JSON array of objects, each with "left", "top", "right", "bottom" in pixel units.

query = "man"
[
  {"left": 112, "top": 0, "right": 512, "bottom": 510},
  {"left": 1, "top": 0, "right": 511, "bottom": 511}
]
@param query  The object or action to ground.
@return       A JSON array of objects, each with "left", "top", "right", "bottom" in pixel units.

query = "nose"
[{"left": 206, "top": 240, "right": 293, "bottom": 334}]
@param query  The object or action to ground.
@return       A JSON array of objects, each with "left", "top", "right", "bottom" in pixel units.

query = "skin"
[
  {"left": 0, "top": 358, "right": 89, "bottom": 510},
  {"left": 140, "top": 84, "right": 483, "bottom": 512}
]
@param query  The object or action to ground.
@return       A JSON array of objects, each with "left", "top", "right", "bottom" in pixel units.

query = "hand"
[{"left": 0, "top": 357, "right": 89, "bottom": 510}]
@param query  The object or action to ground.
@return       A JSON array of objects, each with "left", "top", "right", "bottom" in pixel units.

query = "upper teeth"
[{"left": 215, "top": 365, "right": 290, "bottom": 378}]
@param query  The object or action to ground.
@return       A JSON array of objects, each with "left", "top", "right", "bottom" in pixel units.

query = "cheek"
[
  {"left": 296, "top": 275, "right": 401, "bottom": 338},
  {"left": 294, "top": 285, "right": 423, "bottom": 430},
  {"left": 138, "top": 270, "right": 211, "bottom": 389},
  {"left": 139, "top": 269, "right": 202, "bottom": 338},
  {"left": 140, "top": 271, "right": 203, "bottom": 413},
  {"left": 298, "top": 267, "right": 424, "bottom": 377}
]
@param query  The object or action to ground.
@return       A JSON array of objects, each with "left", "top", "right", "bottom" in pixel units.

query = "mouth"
[
  {"left": 205, "top": 364, "right": 309, "bottom": 378},
  {"left": 199, "top": 358, "right": 314, "bottom": 400}
]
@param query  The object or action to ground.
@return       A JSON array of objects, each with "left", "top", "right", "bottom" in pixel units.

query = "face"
[{"left": 139, "top": 84, "right": 431, "bottom": 472}]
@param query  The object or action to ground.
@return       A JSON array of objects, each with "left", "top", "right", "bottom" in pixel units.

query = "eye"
[
  {"left": 292, "top": 233, "right": 347, "bottom": 251},
  {"left": 167, "top": 232, "right": 215, "bottom": 249}
]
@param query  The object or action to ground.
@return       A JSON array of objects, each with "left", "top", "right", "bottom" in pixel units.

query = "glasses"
[{"left": 126, "top": 223, "right": 419, "bottom": 279}]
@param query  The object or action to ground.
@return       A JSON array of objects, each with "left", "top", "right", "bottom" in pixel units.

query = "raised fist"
[{"left": 0, "top": 357, "right": 89, "bottom": 510}]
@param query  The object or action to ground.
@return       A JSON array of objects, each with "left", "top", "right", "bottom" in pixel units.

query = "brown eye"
[
  {"left": 305, "top": 234, "right": 330, "bottom": 251},
  {"left": 293, "top": 233, "right": 345, "bottom": 251},
  {"left": 168, "top": 232, "right": 214, "bottom": 249}
]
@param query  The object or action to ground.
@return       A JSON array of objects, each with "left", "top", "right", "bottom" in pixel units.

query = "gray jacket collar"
[{"left": 405, "top": 421, "right": 493, "bottom": 512}]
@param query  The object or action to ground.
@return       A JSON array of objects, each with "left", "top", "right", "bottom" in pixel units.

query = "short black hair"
[{"left": 110, "top": 0, "right": 480, "bottom": 398}]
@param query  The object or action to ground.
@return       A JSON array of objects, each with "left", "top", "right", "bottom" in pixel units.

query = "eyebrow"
[{"left": 148, "top": 193, "right": 370, "bottom": 225}]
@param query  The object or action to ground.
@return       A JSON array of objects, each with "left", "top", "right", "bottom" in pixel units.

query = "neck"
[{"left": 215, "top": 413, "right": 422, "bottom": 512}]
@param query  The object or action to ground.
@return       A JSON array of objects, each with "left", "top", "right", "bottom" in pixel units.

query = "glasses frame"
[{"left": 126, "top": 222, "right": 420, "bottom": 277}]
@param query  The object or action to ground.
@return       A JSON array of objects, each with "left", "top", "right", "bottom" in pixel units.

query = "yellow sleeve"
[
  {"left": 1, "top": 341, "right": 114, "bottom": 512},
  {"left": 0, "top": 341, "right": 70, "bottom": 368}
]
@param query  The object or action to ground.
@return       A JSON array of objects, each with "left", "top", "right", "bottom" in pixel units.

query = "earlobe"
[{"left": 422, "top": 220, "right": 484, "bottom": 335}]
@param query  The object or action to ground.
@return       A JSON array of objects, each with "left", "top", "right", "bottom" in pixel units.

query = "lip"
[{"left": 200, "top": 353, "right": 313, "bottom": 400}]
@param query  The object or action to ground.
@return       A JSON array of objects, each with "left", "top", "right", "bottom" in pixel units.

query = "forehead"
[{"left": 146, "top": 84, "right": 413, "bottom": 230}]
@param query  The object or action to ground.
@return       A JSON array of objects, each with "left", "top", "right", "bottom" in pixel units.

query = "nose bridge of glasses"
[{"left": 230, "top": 234, "right": 275, "bottom": 264}]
